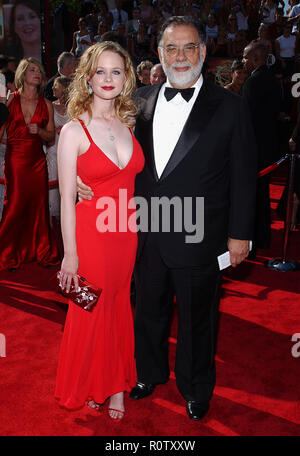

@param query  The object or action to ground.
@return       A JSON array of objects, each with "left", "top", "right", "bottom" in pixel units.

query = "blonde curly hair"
[{"left": 67, "top": 42, "right": 137, "bottom": 127}]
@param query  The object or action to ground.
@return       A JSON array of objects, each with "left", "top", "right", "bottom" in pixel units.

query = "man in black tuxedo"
[
  {"left": 242, "top": 42, "right": 282, "bottom": 249},
  {"left": 78, "top": 16, "right": 257, "bottom": 421},
  {"left": 129, "top": 16, "right": 257, "bottom": 420}
]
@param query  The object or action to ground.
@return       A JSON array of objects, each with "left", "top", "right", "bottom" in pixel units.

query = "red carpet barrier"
[
  {"left": 257, "top": 156, "right": 288, "bottom": 178},
  {"left": 0, "top": 155, "right": 291, "bottom": 188},
  {"left": 265, "top": 153, "right": 300, "bottom": 271},
  {"left": 1, "top": 155, "right": 299, "bottom": 271}
]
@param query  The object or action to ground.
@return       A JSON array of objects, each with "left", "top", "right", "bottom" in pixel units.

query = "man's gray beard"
[{"left": 161, "top": 54, "right": 203, "bottom": 87}]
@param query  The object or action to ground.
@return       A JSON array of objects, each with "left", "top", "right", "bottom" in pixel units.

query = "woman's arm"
[
  {"left": 0, "top": 123, "right": 6, "bottom": 141},
  {"left": 70, "top": 31, "right": 77, "bottom": 54},
  {"left": 57, "top": 121, "right": 80, "bottom": 292},
  {"left": 274, "top": 39, "right": 280, "bottom": 60},
  {"left": 28, "top": 98, "right": 55, "bottom": 142}
]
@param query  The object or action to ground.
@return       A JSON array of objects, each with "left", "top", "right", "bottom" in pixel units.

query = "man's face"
[
  {"left": 133, "top": 8, "right": 141, "bottom": 20},
  {"left": 63, "top": 58, "right": 76, "bottom": 78},
  {"left": 242, "top": 47, "right": 255, "bottom": 73},
  {"left": 158, "top": 24, "right": 206, "bottom": 89},
  {"left": 150, "top": 65, "right": 165, "bottom": 84}
]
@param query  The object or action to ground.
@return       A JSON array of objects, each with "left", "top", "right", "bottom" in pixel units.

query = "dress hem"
[{"left": 54, "top": 381, "right": 136, "bottom": 411}]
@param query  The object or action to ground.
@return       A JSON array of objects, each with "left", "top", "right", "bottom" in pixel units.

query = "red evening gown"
[
  {"left": 0, "top": 91, "right": 59, "bottom": 271},
  {"left": 55, "top": 119, "right": 145, "bottom": 410}
]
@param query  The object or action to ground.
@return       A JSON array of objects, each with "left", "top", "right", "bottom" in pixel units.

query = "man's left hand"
[{"left": 228, "top": 238, "right": 250, "bottom": 268}]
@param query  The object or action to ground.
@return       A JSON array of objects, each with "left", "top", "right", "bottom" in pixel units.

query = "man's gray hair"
[
  {"left": 57, "top": 52, "right": 75, "bottom": 72},
  {"left": 157, "top": 16, "right": 206, "bottom": 47}
]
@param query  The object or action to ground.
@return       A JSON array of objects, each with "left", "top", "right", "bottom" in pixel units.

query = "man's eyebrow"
[{"left": 165, "top": 42, "right": 197, "bottom": 46}]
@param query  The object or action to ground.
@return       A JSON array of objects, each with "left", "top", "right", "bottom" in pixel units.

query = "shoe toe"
[
  {"left": 130, "top": 382, "right": 154, "bottom": 400},
  {"left": 186, "top": 401, "right": 209, "bottom": 420}
]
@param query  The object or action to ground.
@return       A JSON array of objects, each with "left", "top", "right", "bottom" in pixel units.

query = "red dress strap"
[{"left": 77, "top": 118, "right": 93, "bottom": 144}]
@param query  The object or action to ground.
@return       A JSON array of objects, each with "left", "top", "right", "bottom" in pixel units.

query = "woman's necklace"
[
  {"left": 107, "top": 124, "right": 115, "bottom": 142},
  {"left": 103, "top": 116, "right": 116, "bottom": 142},
  {"left": 101, "top": 116, "right": 122, "bottom": 167}
]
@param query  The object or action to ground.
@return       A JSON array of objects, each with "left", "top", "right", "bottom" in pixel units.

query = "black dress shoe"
[
  {"left": 129, "top": 382, "right": 155, "bottom": 400},
  {"left": 186, "top": 401, "right": 209, "bottom": 420}
]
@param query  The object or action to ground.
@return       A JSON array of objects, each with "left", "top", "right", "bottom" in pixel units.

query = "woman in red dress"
[
  {"left": 55, "top": 42, "right": 144, "bottom": 420},
  {"left": 0, "top": 58, "right": 59, "bottom": 271}
]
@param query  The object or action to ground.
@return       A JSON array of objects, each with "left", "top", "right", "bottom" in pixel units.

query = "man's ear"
[
  {"left": 201, "top": 44, "right": 207, "bottom": 62},
  {"left": 158, "top": 46, "right": 163, "bottom": 64}
]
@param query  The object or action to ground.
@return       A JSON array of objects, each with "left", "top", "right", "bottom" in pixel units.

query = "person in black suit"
[
  {"left": 242, "top": 42, "right": 282, "bottom": 250},
  {"left": 45, "top": 52, "right": 76, "bottom": 102},
  {"left": 77, "top": 16, "right": 257, "bottom": 421},
  {"left": 0, "top": 103, "right": 8, "bottom": 128}
]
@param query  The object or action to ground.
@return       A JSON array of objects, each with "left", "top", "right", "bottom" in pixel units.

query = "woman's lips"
[{"left": 102, "top": 86, "right": 114, "bottom": 91}]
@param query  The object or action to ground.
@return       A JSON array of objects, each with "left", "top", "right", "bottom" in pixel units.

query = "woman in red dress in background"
[
  {"left": 0, "top": 58, "right": 59, "bottom": 271},
  {"left": 55, "top": 42, "right": 144, "bottom": 420}
]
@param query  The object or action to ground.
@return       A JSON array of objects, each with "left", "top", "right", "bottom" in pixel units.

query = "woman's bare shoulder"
[{"left": 61, "top": 118, "right": 83, "bottom": 135}]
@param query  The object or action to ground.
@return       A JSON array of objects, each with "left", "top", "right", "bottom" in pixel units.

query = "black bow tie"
[{"left": 164, "top": 87, "right": 195, "bottom": 102}]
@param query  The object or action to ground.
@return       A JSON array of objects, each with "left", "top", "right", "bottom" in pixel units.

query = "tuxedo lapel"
[
  {"left": 159, "top": 80, "right": 223, "bottom": 182},
  {"left": 136, "top": 84, "right": 162, "bottom": 181}
]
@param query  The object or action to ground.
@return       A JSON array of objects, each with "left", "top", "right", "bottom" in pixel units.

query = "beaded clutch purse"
[{"left": 56, "top": 272, "right": 102, "bottom": 312}]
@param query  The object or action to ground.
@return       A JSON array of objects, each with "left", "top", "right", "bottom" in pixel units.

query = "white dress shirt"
[{"left": 153, "top": 74, "right": 203, "bottom": 178}]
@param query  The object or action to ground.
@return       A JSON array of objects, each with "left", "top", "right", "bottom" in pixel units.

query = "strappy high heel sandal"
[
  {"left": 108, "top": 407, "right": 125, "bottom": 421},
  {"left": 86, "top": 399, "right": 101, "bottom": 410}
]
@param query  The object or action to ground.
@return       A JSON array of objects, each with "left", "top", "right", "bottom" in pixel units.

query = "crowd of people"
[{"left": 0, "top": 0, "right": 299, "bottom": 425}]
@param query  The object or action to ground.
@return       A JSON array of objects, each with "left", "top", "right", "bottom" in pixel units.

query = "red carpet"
[{"left": 0, "top": 174, "right": 300, "bottom": 436}]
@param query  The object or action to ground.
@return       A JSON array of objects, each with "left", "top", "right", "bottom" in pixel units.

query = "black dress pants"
[{"left": 134, "top": 235, "right": 222, "bottom": 403}]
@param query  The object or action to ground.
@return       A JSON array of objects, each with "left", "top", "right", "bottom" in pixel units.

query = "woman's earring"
[{"left": 88, "top": 84, "right": 93, "bottom": 95}]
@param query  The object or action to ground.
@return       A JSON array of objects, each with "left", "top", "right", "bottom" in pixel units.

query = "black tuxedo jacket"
[
  {"left": 44, "top": 72, "right": 60, "bottom": 101},
  {"left": 0, "top": 103, "right": 9, "bottom": 128},
  {"left": 133, "top": 79, "right": 257, "bottom": 268},
  {"left": 242, "top": 65, "right": 282, "bottom": 170}
]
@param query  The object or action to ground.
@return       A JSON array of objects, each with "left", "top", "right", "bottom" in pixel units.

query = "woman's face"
[
  {"left": 138, "top": 68, "right": 151, "bottom": 85},
  {"left": 79, "top": 20, "right": 87, "bottom": 30},
  {"left": 24, "top": 63, "right": 42, "bottom": 87},
  {"left": 53, "top": 82, "right": 63, "bottom": 99},
  {"left": 228, "top": 16, "right": 237, "bottom": 28},
  {"left": 98, "top": 21, "right": 108, "bottom": 35},
  {"left": 208, "top": 15, "right": 215, "bottom": 26},
  {"left": 14, "top": 4, "right": 41, "bottom": 44},
  {"left": 233, "top": 68, "right": 248, "bottom": 84},
  {"left": 258, "top": 26, "right": 267, "bottom": 38},
  {"left": 89, "top": 51, "right": 126, "bottom": 101}
]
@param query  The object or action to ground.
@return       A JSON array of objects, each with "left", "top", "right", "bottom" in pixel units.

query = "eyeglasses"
[{"left": 161, "top": 43, "right": 201, "bottom": 57}]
